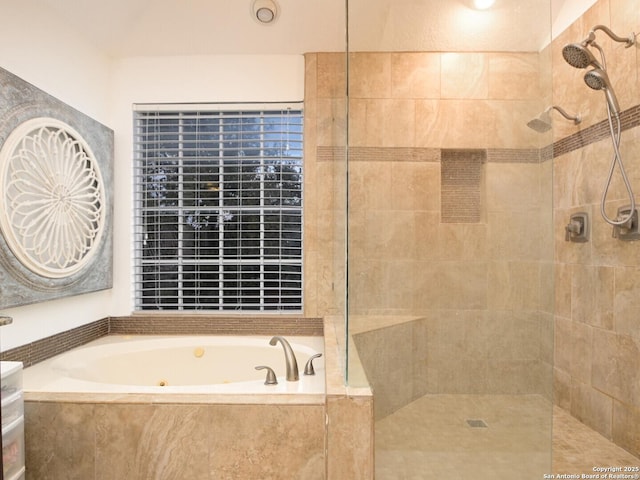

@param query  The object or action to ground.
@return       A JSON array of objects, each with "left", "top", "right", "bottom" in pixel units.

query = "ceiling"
[{"left": 37, "top": 0, "right": 589, "bottom": 58}]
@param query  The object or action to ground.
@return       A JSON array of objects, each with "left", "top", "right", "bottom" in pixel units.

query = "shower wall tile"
[
  {"left": 440, "top": 52, "right": 488, "bottom": 99},
  {"left": 571, "top": 265, "right": 614, "bottom": 331},
  {"left": 314, "top": 50, "right": 553, "bottom": 397},
  {"left": 436, "top": 223, "right": 487, "bottom": 261},
  {"left": 416, "top": 261, "right": 488, "bottom": 310},
  {"left": 485, "top": 162, "right": 542, "bottom": 210},
  {"left": 437, "top": 99, "right": 493, "bottom": 148},
  {"left": 391, "top": 52, "right": 441, "bottom": 99},
  {"left": 488, "top": 210, "right": 545, "bottom": 261},
  {"left": 551, "top": 0, "right": 640, "bottom": 456},
  {"left": 591, "top": 330, "right": 640, "bottom": 408},
  {"left": 487, "top": 262, "right": 541, "bottom": 310},
  {"left": 612, "top": 400, "right": 640, "bottom": 458},
  {"left": 554, "top": 263, "right": 572, "bottom": 319},
  {"left": 488, "top": 52, "right": 542, "bottom": 100},
  {"left": 554, "top": 316, "right": 573, "bottom": 372},
  {"left": 570, "top": 381, "right": 613, "bottom": 439},
  {"left": 414, "top": 99, "right": 442, "bottom": 147},
  {"left": 316, "top": 52, "right": 346, "bottom": 99},
  {"left": 613, "top": 266, "right": 640, "bottom": 339},
  {"left": 348, "top": 161, "right": 392, "bottom": 211},
  {"left": 316, "top": 97, "right": 347, "bottom": 147},
  {"left": 489, "top": 99, "right": 544, "bottom": 149},
  {"left": 569, "top": 321, "right": 592, "bottom": 384},
  {"left": 390, "top": 162, "right": 440, "bottom": 211},
  {"left": 554, "top": 367, "right": 572, "bottom": 410},
  {"left": 348, "top": 52, "right": 391, "bottom": 99}
]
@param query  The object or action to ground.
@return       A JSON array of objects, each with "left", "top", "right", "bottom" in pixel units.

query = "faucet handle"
[
  {"left": 304, "top": 353, "right": 323, "bottom": 376},
  {"left": 255, "top": 366, "right": 278, "bottom": 385}
]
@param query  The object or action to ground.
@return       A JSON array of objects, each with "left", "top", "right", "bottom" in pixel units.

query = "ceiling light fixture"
[
  {"left": 473, "top": 0, "right": 495, "bottom": 9},
  {"left": 252, "top": 0, "right": 278, "bottom": 24}
]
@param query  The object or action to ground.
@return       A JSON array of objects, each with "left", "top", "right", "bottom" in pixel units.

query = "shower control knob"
[{"left": 565, "top": 220, "right": 581, "bottom": 240}]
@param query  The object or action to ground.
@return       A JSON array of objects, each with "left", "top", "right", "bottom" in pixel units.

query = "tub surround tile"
[
  {"left": 2, "top": 316, "right": 324, "bottom": 367},
  {"left": 327, "top": 395, "right": 375, "bottom": 480},
  {"left": 208, "top": 404, "right": 326, "bottom": 480},
  {"left": 95, "top": 404, "right": 210, "bottom": 480},
  {"left": 1, "top": 319, "right": 109, "bottom": 367},
  {"left": 25, "top": 402, "right": 96, "bottom": 480}
]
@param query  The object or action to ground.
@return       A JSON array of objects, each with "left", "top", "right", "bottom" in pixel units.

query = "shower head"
[
  {"left": 562, "top": 42, "right": 603, "bottom": 69},
  {"left": 526, "top": 106, "right": 582, "bottom": 133},
  {"left": 583, "top": 68, "right": 621, "bottom": 114},
  {"left": 527, "top": 110, "right": 553, "bottom": 133}
]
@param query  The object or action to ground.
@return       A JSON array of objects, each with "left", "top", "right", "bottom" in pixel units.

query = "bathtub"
[
  {"left": 23, "top": 334, "right": 325, "bottom": 398},
  {"left": 22, "top": 333, "right": 333, "bottom": 479}
]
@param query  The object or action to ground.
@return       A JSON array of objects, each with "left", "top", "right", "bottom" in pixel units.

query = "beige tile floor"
[{"left": 375, "top": 394, "right": 639, "bottom": 480}]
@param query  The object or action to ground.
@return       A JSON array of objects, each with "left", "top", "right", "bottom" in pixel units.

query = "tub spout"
[{"left": 269, "top": 336, "right": 299, "bottom": 381}]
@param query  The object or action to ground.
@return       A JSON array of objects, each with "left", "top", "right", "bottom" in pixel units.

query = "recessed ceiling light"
[
  {"left": 252, "top": 0, "right": 278, "bottom": 24},
  {"left": 473, "top": 0, "right": 495, "bottom": 9}
]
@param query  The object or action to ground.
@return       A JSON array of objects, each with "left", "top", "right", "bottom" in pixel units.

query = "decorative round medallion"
[{"left": 0, "top": 118, "right": 105, "bottom": 278}]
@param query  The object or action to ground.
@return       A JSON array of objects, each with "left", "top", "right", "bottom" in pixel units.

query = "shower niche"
[{"left": 0, "top": 67, "right": 114, "bottom": 308}]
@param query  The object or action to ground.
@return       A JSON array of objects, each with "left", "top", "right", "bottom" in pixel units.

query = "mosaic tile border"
[
  {"left": 0, "top": 316, "right": 324, "bottom": 368},
  {"left": 551, "top": 104, "right": 640, "bottom": 158},
  {"left": 317, "top": 104, "right": 640, "bottom": 164}
]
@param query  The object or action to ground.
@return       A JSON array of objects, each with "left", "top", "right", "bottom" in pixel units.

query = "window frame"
[{"left": 132, "top": 102, "right": 304, "bottom": 312}]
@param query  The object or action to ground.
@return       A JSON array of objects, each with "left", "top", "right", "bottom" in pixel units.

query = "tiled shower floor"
[{"left": 375, "top": 394, "right": 639, "bottom": 480}]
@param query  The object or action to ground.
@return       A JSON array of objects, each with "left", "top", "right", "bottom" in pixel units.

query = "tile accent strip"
[
  {"left": 318, "top": 104, "right": 640, "bottom": 164},
  {"left": 0, "top": 316, "right": 324, "bottom": 367},
  {"left": 0, "top": 318, "right": 109, "bottom": 368},
  {"left": 318, "top": 146, "right": 440, "bottom": 163},
  {"left": 552, "top": 104, "right": 640, "bottom": 158}
]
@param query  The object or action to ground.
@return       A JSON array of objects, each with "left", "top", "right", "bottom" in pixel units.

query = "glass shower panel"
[{"left": 345, "top": 0, "right": 555, "bottom": 477}]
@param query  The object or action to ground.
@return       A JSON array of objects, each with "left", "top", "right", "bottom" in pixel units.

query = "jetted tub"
[
  {"left": 22, "top": 334, "right": 331, "bottom": 479},
  {"left": 23, "top": 334, "right": 325, "bottom": 397}
]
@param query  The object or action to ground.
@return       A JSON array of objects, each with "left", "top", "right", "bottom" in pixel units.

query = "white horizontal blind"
[{"left": 133, "top": 104, "right": 303, "bottom": 311}]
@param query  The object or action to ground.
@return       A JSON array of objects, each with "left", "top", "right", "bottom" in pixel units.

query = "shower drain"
[{"left": 466, "top": 419, "right": 488, "bottom": 428}]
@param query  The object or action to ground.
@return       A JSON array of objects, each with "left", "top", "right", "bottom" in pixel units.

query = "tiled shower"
[{"left": 306, "top": 0, "right": 640, "bottom": 476}]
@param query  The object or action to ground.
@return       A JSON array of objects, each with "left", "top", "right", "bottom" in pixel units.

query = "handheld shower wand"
[
  {"left": 583, "top": 68, "right": 621, "bottom": 114},
  {"left": 561, "top": 25, "right": 637, "bottom": 227}
]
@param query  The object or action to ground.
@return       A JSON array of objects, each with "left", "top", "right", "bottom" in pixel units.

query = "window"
[{"left": 133, "top": 104, "right": 303, "bottom": 311}]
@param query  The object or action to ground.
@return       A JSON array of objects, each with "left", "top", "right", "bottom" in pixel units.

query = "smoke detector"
[{"left": 252, "top": 0, "right": 278, "bottom": 24}]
